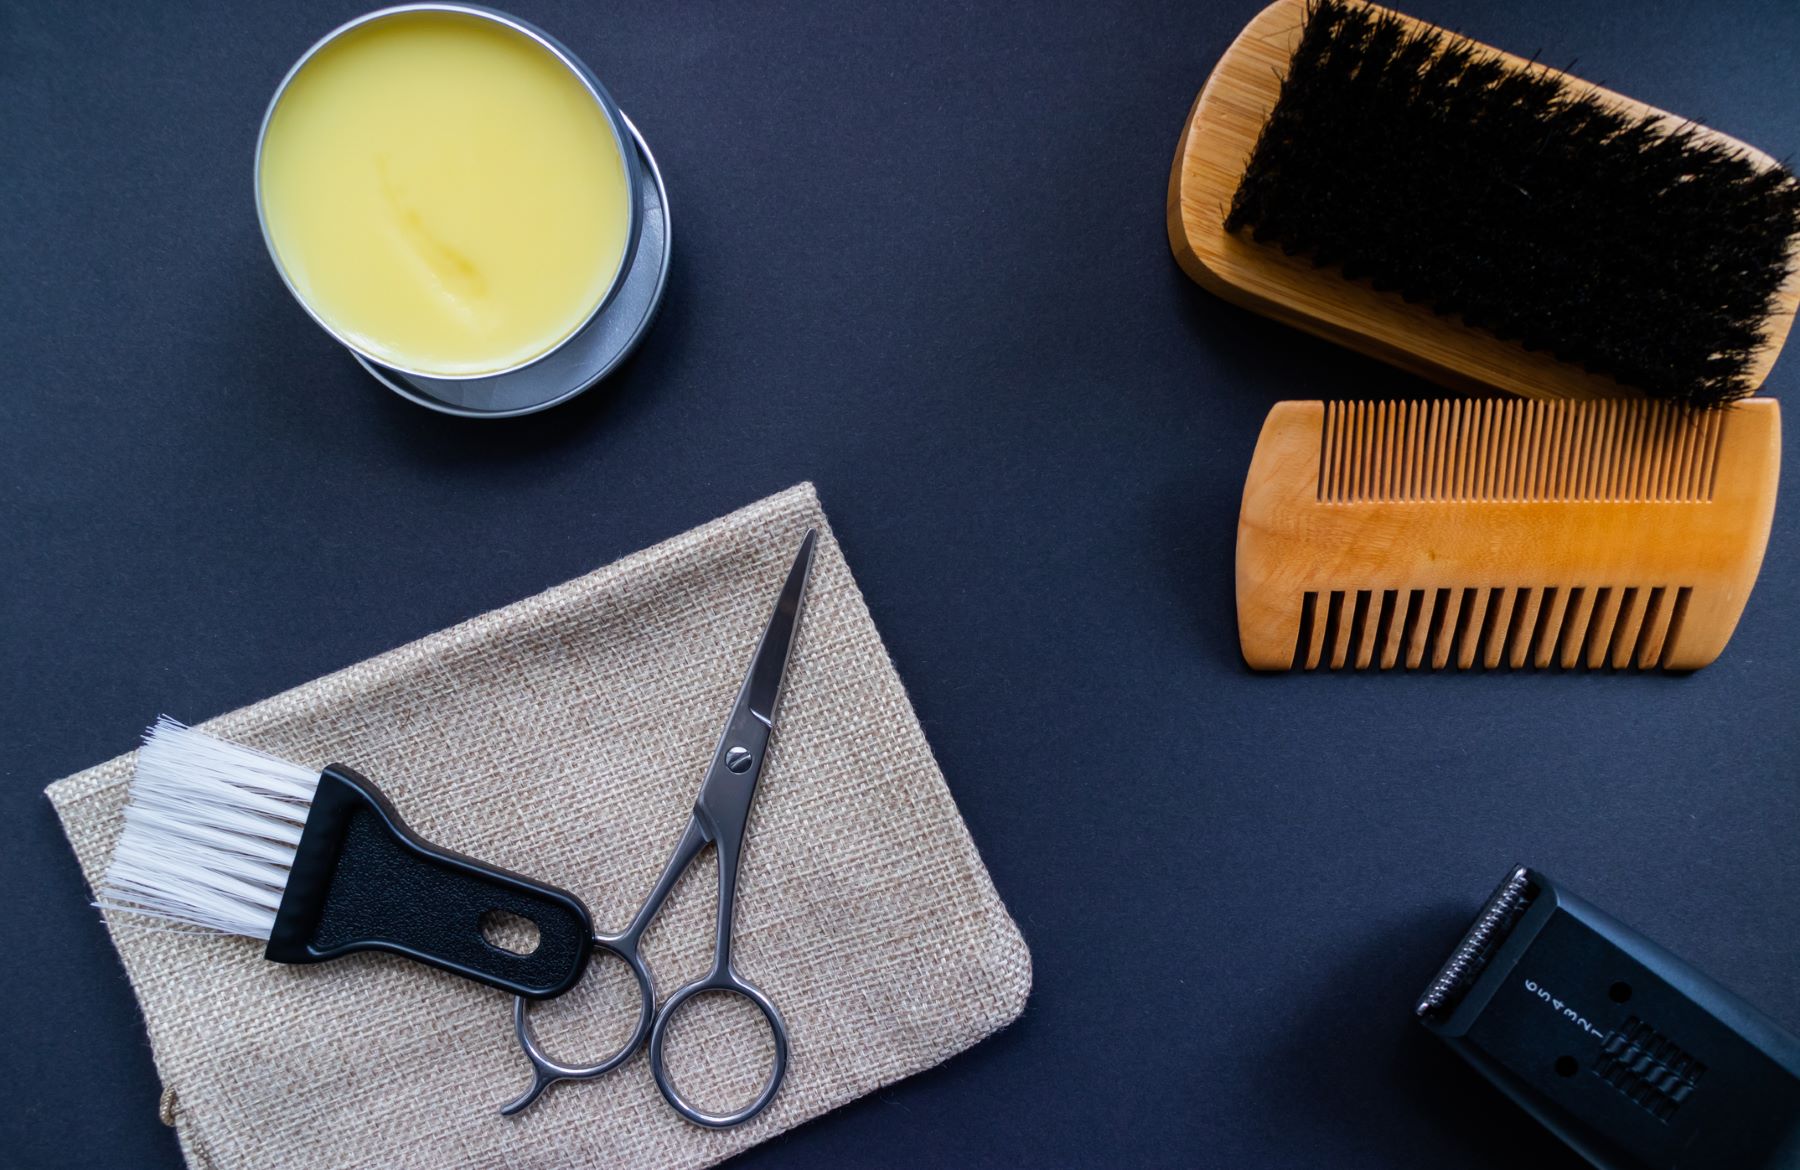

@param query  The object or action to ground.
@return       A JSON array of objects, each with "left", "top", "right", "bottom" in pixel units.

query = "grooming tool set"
[
  {"left": 1164, "top": 0, "right": 1800, "bottom": 1162},
  {"left": 1421, "top": 866, "right": 1800, "bottom": 1169},
  {"left": 62, "top": 0, "right": 1800, "bottom": 1161},
  {"left": 99, "top": 531, "right": 817, "bottom": 1127},
  {"left": 1171, "top": 0, "right": 1800, "bottom": 672}
]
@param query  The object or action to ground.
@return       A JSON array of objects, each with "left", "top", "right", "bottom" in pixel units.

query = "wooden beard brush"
[
  {"left": 1168, "top": 0, "right": 1800, "bottom": 406},
  {"left": 96, "top": 719, "right": 594, "bottom": 997}
]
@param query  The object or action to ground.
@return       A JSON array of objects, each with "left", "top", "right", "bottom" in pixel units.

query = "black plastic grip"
[{"left": 264, "top": 765, "right": 593, "bottom": 999}]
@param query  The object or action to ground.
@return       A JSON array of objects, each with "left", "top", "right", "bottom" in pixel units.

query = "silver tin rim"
[
  {"left": 252, "top": 3, "right": 643, "bottom": 382},
  {"left": 355, "top": 111, "right": 671, "bottom": 418}
]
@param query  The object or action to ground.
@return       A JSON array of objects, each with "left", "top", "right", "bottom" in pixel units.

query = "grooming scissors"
[{"left": 503, "top": 529, "right": 816, "bottom": 1126}]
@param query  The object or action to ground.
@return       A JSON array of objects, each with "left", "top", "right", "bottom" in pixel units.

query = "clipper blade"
[{"left": 1416, "top": 864, "right": 1535, "bottom": 1020}]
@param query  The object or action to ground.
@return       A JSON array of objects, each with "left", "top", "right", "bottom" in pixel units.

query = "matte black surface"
[
  {"left": 2, "top": 1, "right": 1797, "bottom": 1167},
  {"left": 267, "top": 766, "right": 594, "bottom": 998}
]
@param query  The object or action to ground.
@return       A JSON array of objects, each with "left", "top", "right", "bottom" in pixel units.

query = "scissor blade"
[
  {"left": 691, "top": 529, "right": 816, "bottom": 837},
  {"left": 740, "top": 529, "right": 816, "bottom": 725}
]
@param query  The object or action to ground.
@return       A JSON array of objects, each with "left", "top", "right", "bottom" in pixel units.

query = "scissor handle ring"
[
  {"left": 647, "top": 970, "right": 789, "bottom": 1128},
  {"left": 500, "top": 934, "right": 655, "bottom": 1116}
]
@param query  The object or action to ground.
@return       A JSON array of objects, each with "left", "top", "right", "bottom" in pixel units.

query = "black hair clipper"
[{"left": 1417, "top": 865, "right": 1800, "bottom": 1169}]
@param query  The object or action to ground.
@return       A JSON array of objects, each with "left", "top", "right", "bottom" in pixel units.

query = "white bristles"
[{"left": 95, "top": 717, "right": 320, "bottom": 939}]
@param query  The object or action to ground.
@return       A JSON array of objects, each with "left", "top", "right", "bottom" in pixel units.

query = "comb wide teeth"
[
  {"left": 95, "top": 718, "right": 319, "bottom": 938},
  {"left": 1293, "top": 585, "right": 1692, "bottom": 671}
]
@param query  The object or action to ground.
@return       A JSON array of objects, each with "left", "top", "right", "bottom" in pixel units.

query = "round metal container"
[{"left": 253, "top": 4, "right": 646, "bottom": 393}]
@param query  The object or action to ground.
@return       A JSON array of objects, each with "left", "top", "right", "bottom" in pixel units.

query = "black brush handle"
[{"left": 265, "top": 765, "right": 593, "bottom": 999}]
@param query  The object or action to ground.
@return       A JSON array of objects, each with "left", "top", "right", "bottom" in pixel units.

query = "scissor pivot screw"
[{"left": 725, "top": 746, "right": 753, "bottom": 773}]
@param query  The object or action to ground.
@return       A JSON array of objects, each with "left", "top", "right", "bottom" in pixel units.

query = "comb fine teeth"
[{"left": 1236, "top": 398, "right": 1781, "bottom": 671}]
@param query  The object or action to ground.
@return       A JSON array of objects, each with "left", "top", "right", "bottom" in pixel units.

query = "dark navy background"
[{"left": 4, "top": 2, "right": 1798, "bottom": 1166}]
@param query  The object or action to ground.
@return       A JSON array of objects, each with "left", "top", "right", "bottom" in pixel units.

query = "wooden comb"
[
  {"left": 1167, "top": 0, "right": 1800, "bottom": 402},
  {"left": 1237, "top": 397, "right": 1781, "bottom": 670}
]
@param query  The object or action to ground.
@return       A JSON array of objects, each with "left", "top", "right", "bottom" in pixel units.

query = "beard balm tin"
[{"left": 255, "top": 4, "right": 668, "bottom": 416}]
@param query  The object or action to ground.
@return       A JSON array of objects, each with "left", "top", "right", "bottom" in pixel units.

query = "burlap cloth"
[{"left": 46, "top": 482, "right": 1030, "bottom": 1170}]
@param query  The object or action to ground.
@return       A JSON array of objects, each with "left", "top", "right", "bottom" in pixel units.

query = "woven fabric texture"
[{"left": 46, "top": 483, "right": 1031, "bottom": 1170}]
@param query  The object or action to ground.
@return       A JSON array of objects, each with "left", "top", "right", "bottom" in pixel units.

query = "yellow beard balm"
[{"left": 257, "top": 6, "right": 638, "bottom": 378}]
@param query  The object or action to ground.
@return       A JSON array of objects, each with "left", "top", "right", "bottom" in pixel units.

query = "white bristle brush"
[{"left": 95, "top": 719, "right": 594, "bottom": 998}]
